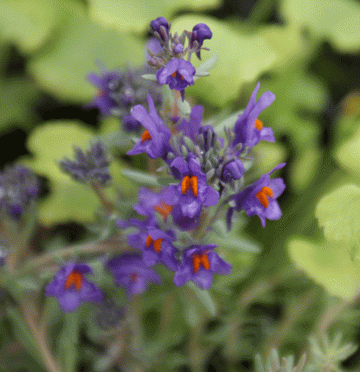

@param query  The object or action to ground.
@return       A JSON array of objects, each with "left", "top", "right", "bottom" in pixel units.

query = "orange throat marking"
[
  {"left": 254, "top": 119, "right": 263, "bottom": 130},
  {"left": 170, "top": 71, "right": 184, "bottom": 80},
  {"left": 192, "top": 253, "right": 210, "bottom": 273},
  {"left": 141, "top": 129, "right": 152, "bottom": 142},
  {"left": 130, "top": 273, "right": 138, "bottom": 282},
  {"left": 256, "top": 186, "right": 273, "bottom": 208},
  {"left": 145, "top": 235, "right": 163, "bottom": 253},
  {"left": 181, "top": 176, "right": 198, "bottom": 197},
  {"left": 154, "top": 201, "right": 173, "bottom": 220},
  {"left": 64, "top": 271, "right": 83, "bottom": 291}
]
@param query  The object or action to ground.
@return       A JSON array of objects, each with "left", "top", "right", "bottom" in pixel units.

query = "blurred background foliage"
[{"left": 1, "top": 0, "right": 360, "bottom": 371}]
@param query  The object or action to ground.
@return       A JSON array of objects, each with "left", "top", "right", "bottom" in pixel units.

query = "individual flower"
[
  {"left": 174, "top": 244, "right": 231, "bottom": 289},
  {"left": 232, "top": 82, "right": 276, "bottom": 151},
  {"left": 107, "top": 253, "right": 161, "bottom": 297},
  {"left": 227, "top": 163, "right": 286, "bottom": 229},
  {"left": 127, "top": 93, "right": 172, "bottom": 159},
  {"left": 132, "top": 187, "right": 172, "bottom": 222},
  {"left": 0, "top": 165, "right": 39, "bottom": 219},
  {"left": 86, "top": 65, "right": 162, "bottom": 132},
  {"left": 164, "top": 157, "right": 219, "bottom": 218},
  {"left": 190, "top": 23, "right": 213, "bottom": 59},
  {"left": 172, "top": 204, "right": 201, "bottom": 231},
  {"left": 123, "top": 114, "right": 142, "bottom": 132},
  {"left": 177, "top": 105, "right": 203, "bottom": 143},
  {"left": 59, "top": 141, "right": 111, "bottom": 185},
  {"left": 156, "top": 58, "right": 196, "bottom": 100},
  {"left": 221, "top": 159, "right": 245, "bottom": 183},
  {"left": 86, "top": 71, "right": 122, "bottom": 116},
  {"left": 150, "top": 17, "right": 170, "bottom": 43},
  {"left": 127, "top": 225, "right": 178, "bottom": 271},
  {"left": 45, "top": 262, "right": 103, "bottom": 312}
]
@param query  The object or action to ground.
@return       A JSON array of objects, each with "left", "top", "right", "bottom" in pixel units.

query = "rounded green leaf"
[
  {"left": 88, "top": 0, "right": 220, "bottom": 33},
  {"left": 0, "top": 0, "right": 56, "bottom": 53},
  {"left": 290, "top": 148, "right": 321, "bottom": 191},
  {"left": 0, "top": 77, "right": 40, "bottom": 132},
  {"left": 171, "top": 15, "right": 278, "bottom": 107},
  {"left": 288, "top": 237, "right": 360, "bottom": 299},
  {"left": 315, "top": 184, "right": 360, "bottom": 248},
  {"left": 335, "top": 126, "right": 360, "bottom": 178},
  {"left": 260, "top": 61, "right": 328, "bottom": 154},
  {"left": 281, "top": 0, "right": 360, "bottom": 52},
  {"left": 28, "top": 1, "right": 144, "bottom": 102}
]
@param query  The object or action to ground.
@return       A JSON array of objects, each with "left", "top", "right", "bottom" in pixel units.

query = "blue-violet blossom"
[
  {"left": 107, "top": 253, "right": 161, "bottom": 297},
  {"left": 86, "top": 71, "right": 121, "bottom": 116},
  {"left": 156, "top": 58, "right": 196, "bottom": 100},
  {"left": 150, "top": 17, "right": 170, "bottom": 42},
  {"left": 127, "top": 225, "right": 178, "bottom": 271},
  {"left": 227, "top": 163, "right": 286, "bottom": 229},
  {"left": 232, "top": 82, "right": 276, "bottom": 151},
  {"left": 174, "top": 244, "right": 231, "bottom": 289},
  {"left": 190, "top": 23, "right": 213, "bottom": 59},
  {"left": 164, "top": 157, "right": 219, "bottom": 218},
  {"left": 45, "top": 262, "right": 103, "bottom": 312},
  {"left": 127, "top": 93, "right": 171, "bottom": 159}
]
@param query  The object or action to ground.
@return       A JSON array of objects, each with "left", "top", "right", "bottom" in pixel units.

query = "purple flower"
[
  {"left": 232, "top": 82, "right": 276, "bottom": 151},
  {"left": 174, "top": 245, "right": 231, "bottom": 289},
  {"left": 59, "top": 141, "right": 111, "bottom": 185},
  {"left": 156, "top": 59, "right": 196, "bottom": 100},
  {"left": 127, "top": 227, "right": 178, "bottom": 271},
  {"left": 107, "top": 253, "right": 161, "bottom": 297},
  {"left": 227, "top": 163, "right": 286, "bottom": 229},
  {"left": 127, "top": 93, "right": 171, "bottom": 159},
  {"left": 45, "top": 262, "right": 103, "bottom": 312},
  {"left": 86, "top": 71, "right": 121, "bottom": 116},
  {"left": 133, "top": 187, "right": 173, "bottom": 222},
  {"left": 172, "top": 204, "right": 201, "bottom": 231},
  {"left": 163, "top": 157, "right": 219, "bottom": 218},
  {"left": 221, "top": 159, "right": 245, "bottom": 183},
  {"left": 150, "top": 17, "right": 170, "bottom": 42},
  {"left": 178, "top": 105, "right": 203, "bottom": 143},
  {"left": 0, "top": 165, "right": 39, "bottom": 219},
  {"left": 190, "top": 23, "right": 213, "bottom": 59},
  {"left": 123, "top": 114, "right": 141, "bottom": 132}
]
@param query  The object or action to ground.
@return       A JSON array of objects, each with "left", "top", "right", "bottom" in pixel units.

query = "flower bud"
[
  {"left": 221, "top": 159, "right": 245, "bottom": 182},
  {"left": 150, "top": 17, "right": 170, "bottom": 42}
]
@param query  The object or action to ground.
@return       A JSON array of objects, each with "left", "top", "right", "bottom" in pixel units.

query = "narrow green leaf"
[
  {"left": 121, "top": 169, "right": 159, "bottom": 186},
  {"left": 6, "top": 307, "right": 43, "bottom": 365},
  {"left": 196, "top": 54, "right": 218, "bottom": 75},
  {"left": 141, "top": 74, "right": 157, "bottom": 81},
  {"left": 187, "top": 282, "right": 217, "bottom": 317},
  {"left": 58, "top": 312, "right": 80, "bottom": 372},
  {"left": 177, "top": 98, "right": 191, "bottom": 116}
]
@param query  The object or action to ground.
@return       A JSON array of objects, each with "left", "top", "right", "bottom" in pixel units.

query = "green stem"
[
  {"left": 91, "top": 182, "right": 116, "bottom": 214},
  {"left": 19, "top": 234, "right": 134, "bottom": 276}
]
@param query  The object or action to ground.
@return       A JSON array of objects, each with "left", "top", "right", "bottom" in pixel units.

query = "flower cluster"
[
  {"left": 0, "top": 165, "right": 39, "bottom": 219},
  {"left": 148, "top": 17, "right": 213, "bottom": 100},
  {"left": 46, "top": 16, "right": 286, "bottom": 312},
  {"left": 59, "top": 141, "right": 111, "bottom": 186},
  {"left": 86, "top": 64, "right": 162, "bottom": 132}
]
